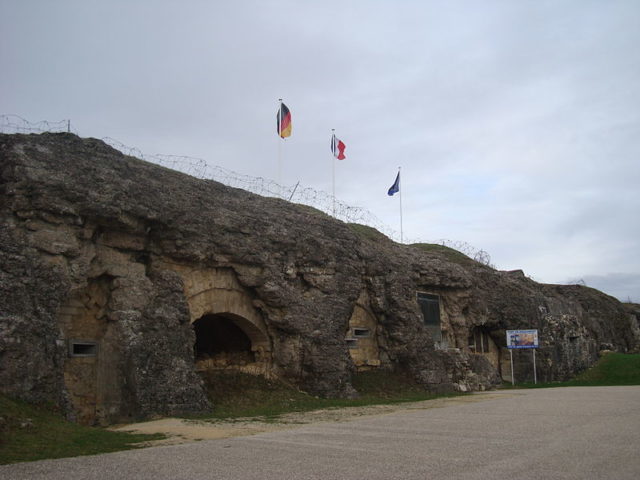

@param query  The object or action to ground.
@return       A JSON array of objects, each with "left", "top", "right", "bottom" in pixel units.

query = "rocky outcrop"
[{"left": 1, "top": 133, "right": 638, "bottom": 424}]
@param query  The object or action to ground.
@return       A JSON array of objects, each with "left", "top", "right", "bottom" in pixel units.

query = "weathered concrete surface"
[
  {"left": 1, "top": 386, "right": 639, "bottom": 480},
  {"left": 1, "top": 132, "right": 639, "bottom": 424}
]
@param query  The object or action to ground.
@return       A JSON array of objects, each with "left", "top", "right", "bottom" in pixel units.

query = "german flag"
[{"left": 277, "top": 103, "right": 292, "bottom": 138}]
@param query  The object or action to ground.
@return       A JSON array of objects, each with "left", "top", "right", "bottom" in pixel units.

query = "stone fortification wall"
[{"left": 1, "top": 133, "right": 638, "bottom": 424}]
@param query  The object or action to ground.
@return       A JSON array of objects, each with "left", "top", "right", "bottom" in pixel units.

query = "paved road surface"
[{"left": 2, "top": 386, "right": 639, "bottom": 479}]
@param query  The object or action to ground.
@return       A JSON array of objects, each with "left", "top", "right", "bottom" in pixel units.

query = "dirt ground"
[{"left": 110, "top": 392, "right": 507, "bottom": 446}]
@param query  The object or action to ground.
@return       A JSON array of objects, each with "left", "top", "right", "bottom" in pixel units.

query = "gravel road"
[{"left": 2, "top": 386, "right": 639, "bottom": 480}]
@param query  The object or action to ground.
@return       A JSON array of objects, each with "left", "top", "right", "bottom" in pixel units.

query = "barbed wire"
[
  {"left": 1, "top": 115, "right": 493, "bottom": 266},
  {"left": 1, "top": 114, "right": 76, "bottom": 135}
]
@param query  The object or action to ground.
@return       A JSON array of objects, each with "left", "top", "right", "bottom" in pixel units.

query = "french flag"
[{"left": 331, "top": 133, "right": 346, "bottom": 160}]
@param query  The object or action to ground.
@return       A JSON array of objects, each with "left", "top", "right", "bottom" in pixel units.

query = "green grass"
[
  {"left": 0, "top": 395, "right": 164, "bottom": 465},
  {"left": 347, "top": 223, "right": 392, "bottom": 243},
  {"left": 411, "top": 243, "right": 478, "bottom": 266},
  {"left": 564, "top": 352, "right": 640, "bottom": 386},
  {"left": 197, "top": 369, "right": 456, "bottom": 420},
  {"left": 505, "top": 353, "right": 640, "bottom": 389}
]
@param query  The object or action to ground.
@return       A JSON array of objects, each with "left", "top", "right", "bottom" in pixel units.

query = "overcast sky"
[{"left": 2, "top": 0, "right": 639, "bottom": 302}]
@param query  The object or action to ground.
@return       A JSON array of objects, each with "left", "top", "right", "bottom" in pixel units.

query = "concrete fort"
[{"left": 1, "top": 132, "right": 639, "bottom": 425}]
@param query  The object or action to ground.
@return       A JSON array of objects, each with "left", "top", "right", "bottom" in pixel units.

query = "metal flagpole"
[
  {"left": 332, "top": 129, "right": 336, "bottom": 216},
  {"left": 398, "top": 166, "right": 403, "bottom": 243},
  {"left": 278, "top": 99, "right": 283, "bottom": 190}
]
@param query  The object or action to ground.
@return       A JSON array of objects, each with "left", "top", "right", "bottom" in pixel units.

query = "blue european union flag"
[{"left": 387, "top": 172, "right": 400, "bottom": 196}]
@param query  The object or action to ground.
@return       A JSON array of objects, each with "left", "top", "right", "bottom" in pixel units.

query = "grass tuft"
[
  {"left": 411, "top": 243, "right": 478, "bottom": 266},
  {"left": 564, "top": 352, "right": 640, "bottom": 386},
  {"left": 0, "top": 395, "right": 164, "bottom": 465},
  {"left": 347, "top": 223, "right": 392, "bottom": 243},
  {"left": 197, "top": 369, "right": 454, "bottom": 420}
]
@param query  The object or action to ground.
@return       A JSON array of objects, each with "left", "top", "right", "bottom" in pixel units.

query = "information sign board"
[{"left": 506, "top": 329, "right": 539, "bottom": 349}]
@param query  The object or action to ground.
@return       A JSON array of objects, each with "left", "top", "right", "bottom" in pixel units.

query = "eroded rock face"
[{"left": 1, "top": 133, "right": 638, "bottom": 424}]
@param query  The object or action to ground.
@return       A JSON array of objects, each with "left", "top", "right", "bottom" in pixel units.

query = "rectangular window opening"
[
  {"left": 417, "top": 293, "right": 441, "bottom": 327},
  {"left": 69, "top": 340, "right": 98, "bottom": 357},
  {"left": 353, "top": 328, "right": 370, "bottom": 338},
  {"left": 346, "top": 338, "right": 358, "bottom": 349},
  {"left": 418, "top": 292, "right": 442, "bottom": 342}
]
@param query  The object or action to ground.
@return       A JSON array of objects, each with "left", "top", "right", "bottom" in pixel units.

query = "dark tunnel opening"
[{"left": 193, "top": 313, "right": 255, "bottom": 364}]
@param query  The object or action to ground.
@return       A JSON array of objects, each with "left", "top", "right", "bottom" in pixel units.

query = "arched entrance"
[
  {"left": 194, "top": 313, "right": 256, "bottom": 366},
  {"left": 192, "top": 311, "right": 271, "bottom": 376},
  {"left": 155, "top": 264, "right": 274, "bottom": 376}
]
